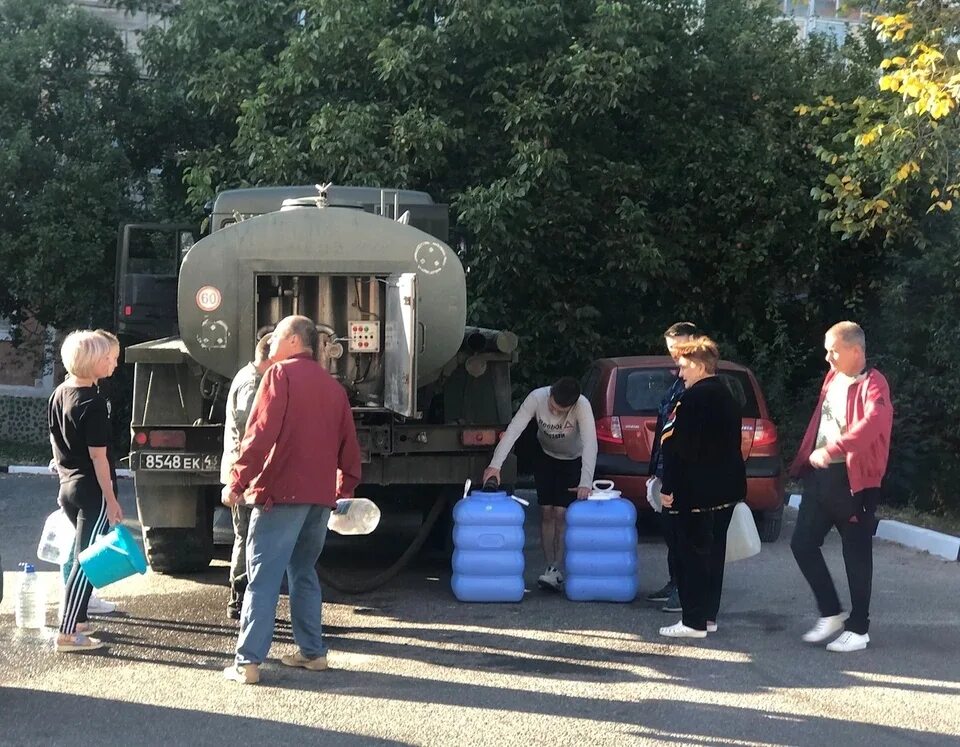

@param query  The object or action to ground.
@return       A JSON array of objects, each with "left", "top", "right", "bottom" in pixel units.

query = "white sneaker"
[
  {"left": 706, "top": 621, "right": 718, "bottom": 633},
  {"left": 659, "top": 621, "right": 707, "bottom": 639},
  {"left": 826, "top": 631, "right": 870, "bottom": 652},
  {"left": 801, "top": 613, "right": 847, "bottom": 643},
  {"left": 537, "top": 566, "right": 563, "bottom": 592},
  {"left": 86, "top": 593, "right": 118, "bottom": 615}
]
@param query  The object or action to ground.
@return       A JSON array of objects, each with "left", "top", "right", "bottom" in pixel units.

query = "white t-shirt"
[
  {"left": 816, "top": 372, "right": 858, "bottom": 462},
  {"left": 489, "top": 387, "right": 598, "bottom": 488}
]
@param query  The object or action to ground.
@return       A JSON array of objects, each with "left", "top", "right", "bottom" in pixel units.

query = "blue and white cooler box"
[{"left": 564, "top": 480, "right": 638, "bottom": 602}]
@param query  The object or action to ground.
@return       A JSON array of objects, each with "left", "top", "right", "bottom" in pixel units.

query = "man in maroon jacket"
[
  {"left": 789, "top": 321, "right": 893, "bottom": 653},
  {"left": 222, "top": 315, "right": 362, "bottom": 684}
]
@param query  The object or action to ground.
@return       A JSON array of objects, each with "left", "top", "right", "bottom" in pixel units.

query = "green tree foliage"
[
  {"left": 0, "top": 0, "right": 142, "bottom": 331},
  {"left": 797, "top": 1, "right": 960, "bottom": 513},
  {"left": 136, "top": 0, "right": 883, "bottom": 419},
  {"left": 29, "top": 0, "right": 952, "bottom": 511}
]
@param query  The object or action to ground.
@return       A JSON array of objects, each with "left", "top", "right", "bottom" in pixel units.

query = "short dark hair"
[
  {"left": 550, "top": 377, "right": 581, "bottom": 408},
  {"left": 254, "top": 334, "right": 272, "bottom": 364},
  {"left": 664, "top": 322, "right": 700, "bottom": 338}
]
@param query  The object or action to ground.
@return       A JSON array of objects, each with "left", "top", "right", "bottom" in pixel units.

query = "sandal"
[{"left": 55, "top": 633, "right": 105, "bottom": 653}]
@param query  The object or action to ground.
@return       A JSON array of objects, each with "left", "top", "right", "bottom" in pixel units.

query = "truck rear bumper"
[{"left": 132, "top": 452, "right": 516, "bottom": 527}]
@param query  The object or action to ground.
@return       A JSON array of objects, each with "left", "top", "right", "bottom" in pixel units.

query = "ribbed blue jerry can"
[
  {"left": 451, "top": 486, "right": 526, "bottom": 602},
  {"left": 564, "top": 480, "right": 638, "bottom": 602}
]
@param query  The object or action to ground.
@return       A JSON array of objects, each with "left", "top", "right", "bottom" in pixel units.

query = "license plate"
[{"left": 141, "top": 452, "right": 220, "bottom": 471}]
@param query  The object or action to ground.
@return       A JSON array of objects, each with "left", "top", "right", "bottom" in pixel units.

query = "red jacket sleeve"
[
  {"left": 230, "top": 365, "right": 288, "bottom": 494},
  {"left": 824, "top": 372, "right": 893, "bottom": 460},
  {"left": 336, "top": 391, "right": 362, "bottom": 497},
  {"left": 788, "top": 373, "right": 832, "bottom": 478}
]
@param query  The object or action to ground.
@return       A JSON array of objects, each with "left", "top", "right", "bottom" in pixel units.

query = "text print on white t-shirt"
[{"left": 538, "top": 412, "right": 574, "bottom": 440}]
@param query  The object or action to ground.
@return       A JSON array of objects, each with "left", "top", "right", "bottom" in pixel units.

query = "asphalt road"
[{"left": 1, "top": 473, "right": 958, "bottom": 746}]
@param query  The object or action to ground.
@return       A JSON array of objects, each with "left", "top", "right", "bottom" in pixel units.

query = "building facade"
[{"left": 781, "top": 0, "right": 865, "bottom": 44}]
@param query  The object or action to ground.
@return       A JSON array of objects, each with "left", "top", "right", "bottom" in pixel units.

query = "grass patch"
[{"left": 0, "top": 438, "right": 50, "bottom": 467}]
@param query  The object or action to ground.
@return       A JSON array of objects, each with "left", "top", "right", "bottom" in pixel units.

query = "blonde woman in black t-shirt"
[{"left": 49, "top": 330, "right": 123, "bottom": 652}]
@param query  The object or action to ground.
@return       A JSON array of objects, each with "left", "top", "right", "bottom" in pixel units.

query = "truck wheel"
[
  {"left": 143, "top": 499, "right": 214, "bottom": 574},
  {"left": 757, "top": 505, "right": 783, "bottom": 543}
]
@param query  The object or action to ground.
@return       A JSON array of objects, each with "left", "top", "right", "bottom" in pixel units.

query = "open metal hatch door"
[{"left": 383, "top": 272, "right": 418, "bottom": 417}]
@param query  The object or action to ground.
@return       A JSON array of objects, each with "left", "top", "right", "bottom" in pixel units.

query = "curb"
[
  {"left": 1, "top": 465, "right": 133, "bottom": 479},
  {"left": 787, "top": 494, "right": 960, "bottom": 562}
]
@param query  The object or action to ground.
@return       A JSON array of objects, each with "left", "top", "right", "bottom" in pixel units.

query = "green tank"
[
  {"left": 122, "top": 186, "right": 517, "bottom": 574},
  {"left": 179, "top": 201, "right": 466, "bottom": 396}
]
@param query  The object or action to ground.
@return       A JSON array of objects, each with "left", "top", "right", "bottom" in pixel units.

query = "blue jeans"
[{"left": 236, "top": 504, "right": 332, "bottom": 666}]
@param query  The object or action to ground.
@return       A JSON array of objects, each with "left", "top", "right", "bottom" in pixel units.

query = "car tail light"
[
  {"left": 752, "top": 419, "right": 778, "bottom": 448},
  {"left": 123, "top": 305, "right": 133, "bottom": 317},
  {"left": 461, "top": 429, "right": 498, "bottom": 446},
  {"left": 596, "top": 416, "right": 623, "bottom": 445},
  {"left": 148, "top": 430, "right": 186, "bottom": 448},
  {"left": 133, "top": 431, "right": 148, "bottom": 446}
]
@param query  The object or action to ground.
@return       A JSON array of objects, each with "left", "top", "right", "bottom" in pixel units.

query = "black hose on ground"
[{"left": 315, "top": 489, "right": 450, "bottom": 594}]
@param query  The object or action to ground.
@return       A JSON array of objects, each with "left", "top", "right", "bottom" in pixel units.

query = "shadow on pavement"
[{"left": 0, "top": 687, "right": 410, "bottom": 746}]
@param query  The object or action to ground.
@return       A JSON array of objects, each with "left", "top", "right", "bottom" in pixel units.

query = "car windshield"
[{"left": 614, "top": 367, "right": 760, "bottom": 418}]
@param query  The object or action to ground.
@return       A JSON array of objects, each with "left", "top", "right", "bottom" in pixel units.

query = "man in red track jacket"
[
  {"left": 222, "top": 315, "right": 362, "bottom": 684},
  {"left": 789, "top": 321, "right": 893, "bottom": 654}
]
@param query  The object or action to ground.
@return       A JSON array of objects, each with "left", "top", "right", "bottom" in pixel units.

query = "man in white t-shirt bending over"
[{"left": 483, "top": 377, "right": 598, "bottom": 592}]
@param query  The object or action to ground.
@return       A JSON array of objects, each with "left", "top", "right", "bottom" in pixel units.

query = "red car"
[{"left": 582, "top": 356, "right": 785, "bottom": 541}]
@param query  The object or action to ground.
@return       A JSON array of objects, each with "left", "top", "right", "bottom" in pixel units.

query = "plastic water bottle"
[
  {"left": 15, "top": 563, "right": 46, "bottom": 629},
  {"left": 37, "top": 508, "right": 76, "bottom": 565},
  {"left": 327, "top": 498, "right": 381, "bottom": 535}
]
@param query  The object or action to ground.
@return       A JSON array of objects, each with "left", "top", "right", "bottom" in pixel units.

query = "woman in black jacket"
[{"left": 658, "top": 337, "right": 746, "bottom": 639}]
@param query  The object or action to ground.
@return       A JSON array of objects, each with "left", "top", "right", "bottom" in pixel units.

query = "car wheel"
[{"left": 757, "top": 505, "right": 783, "bottom": 543}]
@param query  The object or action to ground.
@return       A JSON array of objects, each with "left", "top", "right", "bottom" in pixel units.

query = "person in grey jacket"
[{"left": 221, "top": 332, "right": 272, "bottom": 619}]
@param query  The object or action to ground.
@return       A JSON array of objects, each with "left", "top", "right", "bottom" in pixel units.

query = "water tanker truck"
[{"left": 119, "top": 185, "right": 517, "bottom": 574}]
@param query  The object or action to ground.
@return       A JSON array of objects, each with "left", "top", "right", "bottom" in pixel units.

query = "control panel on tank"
[{"left": 349, "top": 321, "right": 381, "bottom": 352}]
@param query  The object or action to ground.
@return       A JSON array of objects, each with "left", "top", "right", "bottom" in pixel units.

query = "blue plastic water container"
[
  {"left": 78, "top": 525, "right": 148, "bottom": 588},
  {"left": 451, "top": 489, "right": 525, "bottom": 602},
  {"left": 564, "top": 482, "right": 638, "bottom": 602}
]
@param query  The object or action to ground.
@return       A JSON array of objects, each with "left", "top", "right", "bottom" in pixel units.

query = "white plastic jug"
[
  {"left": 588, "top": 480, "right": 621, "bottom": 500},
  {"left": 36, "top": 508, "right": 76, "bottom": 565},
  {"left": 327, "top": 498, "right": 382, "bottom": 535},
  {"left": 725, "top": 502, "right": 761, "bottom": 562}
]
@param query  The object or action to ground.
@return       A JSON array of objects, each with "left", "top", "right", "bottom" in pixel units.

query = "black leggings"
[
  {"left": 673, "top": 505, "right": 735, "bottom": 631},
  {"left": 58, "top": 477, "right": 108, "bottom": 634}
]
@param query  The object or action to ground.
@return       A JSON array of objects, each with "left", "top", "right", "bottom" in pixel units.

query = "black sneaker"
[
  {"left": 661, "top": 588, "right": 682, "bottom": 613},
  {"left": 645, "top": 582, "right": 675, "bottom": 603}
]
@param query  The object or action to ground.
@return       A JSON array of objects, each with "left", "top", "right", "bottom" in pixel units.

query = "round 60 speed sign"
[{"left": 196, "top": 285, "right": 222, "bottom": 312}]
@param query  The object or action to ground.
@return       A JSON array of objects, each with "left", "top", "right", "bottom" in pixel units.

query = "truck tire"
[
  {"left": 143, "top": 499, "right": 214, "bottom": 574},
  {"left": 757, "top": 505, "right": 783, "bottom": 543}
]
